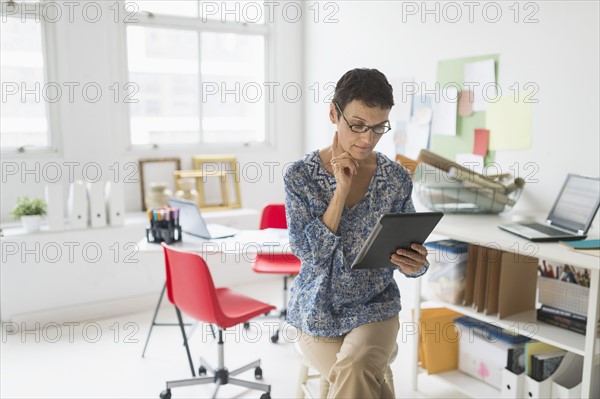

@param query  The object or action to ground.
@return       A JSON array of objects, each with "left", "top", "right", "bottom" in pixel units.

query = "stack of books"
[
  {"left": 530, "top": 350, "right": 566, "bottom": 382},
  {"left": 560, "top": 239, "right": 600, "bottom": 258},
  {"left": 506, "top": 346, "right": 526, "bottom": 374},
  {"left": 536, "top": 305, "right": 595, "bottom": 335}
]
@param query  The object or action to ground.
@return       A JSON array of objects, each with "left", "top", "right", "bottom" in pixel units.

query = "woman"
[{"left": 284, "top": 68, "right": 429, "bottom": 398}]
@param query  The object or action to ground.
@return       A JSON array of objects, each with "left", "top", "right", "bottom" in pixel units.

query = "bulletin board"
[{"left": 430, "top": 54, "right": 500, "bottom": 164}]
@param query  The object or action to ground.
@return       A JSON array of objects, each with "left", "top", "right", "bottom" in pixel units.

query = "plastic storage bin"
[{"left": 425, "top": 240, "right": 469, "bottom": 304}]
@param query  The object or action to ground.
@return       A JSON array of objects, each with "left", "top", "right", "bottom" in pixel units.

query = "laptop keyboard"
[{"left": 522, "top": 223, "right": 567, "bottom": 236}]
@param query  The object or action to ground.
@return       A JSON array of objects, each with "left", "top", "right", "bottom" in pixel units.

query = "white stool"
[{"left": 295, "top": 341, "right": 397, "bottom": 398}]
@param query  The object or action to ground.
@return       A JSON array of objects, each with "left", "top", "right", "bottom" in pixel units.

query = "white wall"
[
  {"left": 0, "top": 1, "right": 305, "bottom": 321},
  {"left": 2, "top": 1, "right": 599, "bottom": 319},
  {"left": 1, "top": 1, "right": 305, "bottom": 223},
  {"left": 7, "top": 1, "right": 597, "bottom": 221},
  {"left": 303, "top": 1, "right": 600, "bottom": 214}
]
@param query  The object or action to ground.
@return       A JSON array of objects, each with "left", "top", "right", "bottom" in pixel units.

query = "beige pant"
[{"left": 298, "top": 315, "right": 399, "bottom": 399}]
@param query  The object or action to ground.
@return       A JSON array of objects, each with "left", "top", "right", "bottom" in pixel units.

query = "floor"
[{"left": 1, "top": 278, "right": 467, "bottom": 398}]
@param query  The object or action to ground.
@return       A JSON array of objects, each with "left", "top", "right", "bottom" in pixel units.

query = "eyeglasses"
[{"left": 334, "top": 102, "right": 392, "bottom": 135}]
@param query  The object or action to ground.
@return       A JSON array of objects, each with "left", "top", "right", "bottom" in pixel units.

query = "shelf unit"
[{"left": 411, "top": 213, "right": 600, "bottom": 398}]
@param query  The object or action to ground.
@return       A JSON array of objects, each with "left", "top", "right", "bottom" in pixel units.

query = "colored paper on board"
[
  {"left": 412, "top": 94, "right": 433, "bottom": 124},
  {"left": 431, "top": 86, "right": 458, "bottom": 136},
  {"left": 404, "top": 121, "right": 431, "bottom": 160},
  {"left": 458, "top": 90, "right": 474, "bottom": 117},
  {"left": 486, "top": 95, "right": 532, "bottom": 150},
  {"left": 464, "top": 59, "right": 497, "bottom": 112},
  {"left": 389, "top": 77, "right": 414, "bottom": 124},
  {"left": 393, "top": 121, "right": 408, "bottom": 156},
  {"left": 430, "top": 54, "right": 499, "bottom": 163},
  {"left": 473, "top": 129, "right": 490, "bottom": 157}
]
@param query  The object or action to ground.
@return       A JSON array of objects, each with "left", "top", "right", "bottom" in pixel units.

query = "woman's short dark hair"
[{"left": 332, "top": 68, "right": 394, "bottom": 115}]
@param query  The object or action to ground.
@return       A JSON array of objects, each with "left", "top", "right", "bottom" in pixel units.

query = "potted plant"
[{"left": 11, "top": 196, "right": 47, "bottom": 233}]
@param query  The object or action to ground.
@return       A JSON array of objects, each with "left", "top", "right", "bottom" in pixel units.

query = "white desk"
[
  {"left": 0, "top": 209, "right": 259, "bottom": 323},
  {"left": 412, "top": 213, "right": 600, "bottom": 398},
  {"left": 137, "top": 229, "right": 292, "bottom": 255}
]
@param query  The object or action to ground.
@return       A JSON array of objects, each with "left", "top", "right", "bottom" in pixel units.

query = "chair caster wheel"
[
  {"left": 243, "top": 322, "right": 250, "bottom": 329},
  {"left": 255, "top": 366, "right": 263, "bottom": 379},
  {"left": 269, "top": 332, "right": 279, "bottom": 343},
  {"left": 198, "top": 366, "right": 207, "bottom": 376},
  {"left": 260, "top": 393, "right": 271, "bottom": 399},
  {"left": 159, "top": 389, "right": 172, "bottom": 399}
]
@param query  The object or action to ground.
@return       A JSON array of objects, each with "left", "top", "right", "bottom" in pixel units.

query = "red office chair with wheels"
[
  {"left": 251, "top": 204, "right": 302, "bottom": 343},
  {"left": 159, "top": 243, "right": 275, "bottom": 399}
]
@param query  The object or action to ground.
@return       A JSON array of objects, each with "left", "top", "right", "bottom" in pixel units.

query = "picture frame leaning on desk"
[{"left": 139, "top": 157, "right": 181, "bottom": 211}]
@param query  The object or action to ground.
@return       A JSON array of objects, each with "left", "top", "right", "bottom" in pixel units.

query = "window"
[
  {"left": 125, "top": 1, "right": 269, "bottom": 147},
  {"left": 1, "top": 1, "right": 54, "bottom": 152}
]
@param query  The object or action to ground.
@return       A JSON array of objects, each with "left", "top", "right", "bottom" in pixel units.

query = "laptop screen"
[
  {"left": 168, "top": 198, "right": 211, "bottom": 238},
  {"left": 547, "top": 174, "right": 600, "bottom": 233}
]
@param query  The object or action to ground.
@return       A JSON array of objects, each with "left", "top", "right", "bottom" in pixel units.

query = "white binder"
[
  {"left": 45, "top": 183, "right": 65, "bottom": 231},
  {"left": 524, "top": 374, "right": 553, "bottom": 398},
  {"left": 67, "top": 180, "right": 88, "bottom": 229},
  {"left": 524, "top": 353, "right": 584, "bottom": 399},
  {"left": 87, "top": 181, "right": 107, "bottom": 228},
  {"left": 501, "top": 368, "right": 525, "bottom": 398},
  {"left": 550, "top": 353, "right": 589, "bottom": 399},
  {"left": 105, "top": 181, "right": 125, "bottom": 226}
]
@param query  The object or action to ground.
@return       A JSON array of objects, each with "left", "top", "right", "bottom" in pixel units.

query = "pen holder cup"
[
  {"left": 538, "top": 276, "right": 589, "bottom": 316},
  {"left": 146, "top": 223, "right": 182, "bottom": 245}
]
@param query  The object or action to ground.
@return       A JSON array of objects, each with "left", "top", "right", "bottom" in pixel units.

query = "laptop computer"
[
  {"left": 167, "top": 198, "right": 239, "bottom": 239},
  {"left": 498, "top": 174, "right": 600, "bottom": 242}
]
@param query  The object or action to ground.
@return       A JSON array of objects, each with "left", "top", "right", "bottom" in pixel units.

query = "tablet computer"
[{"left": 350, "top": 212, "right": 444, "bottom": 270}]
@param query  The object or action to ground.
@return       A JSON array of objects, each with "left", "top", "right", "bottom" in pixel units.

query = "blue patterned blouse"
[{"left": 284, "top": 150, "right": 428, "bottom": 337}]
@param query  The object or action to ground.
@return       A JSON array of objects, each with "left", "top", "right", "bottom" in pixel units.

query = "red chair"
[
  {"left": 251, "top": 204, "right": 302, "bottom": 343},
  {"left": 159, "top": 243, "right": 275, "bottom": 399}
]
